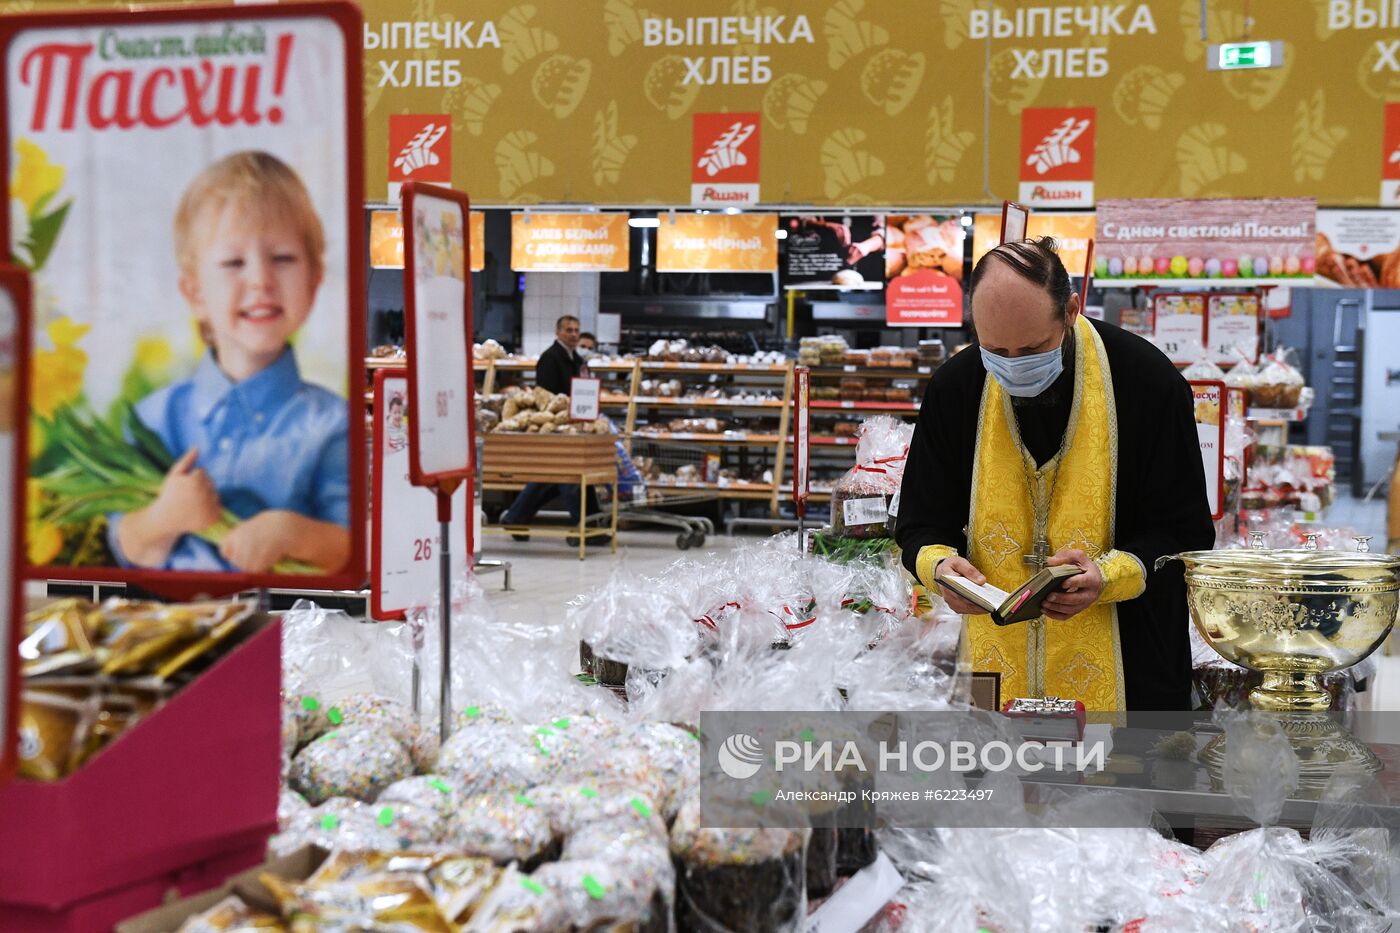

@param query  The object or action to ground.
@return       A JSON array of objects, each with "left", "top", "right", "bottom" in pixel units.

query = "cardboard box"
[
  {"left": 0, "top": 614, "right": 281, "bottom": 932},
  {"left": 116, "top": 846, "right": 328, "bottom": 933}
]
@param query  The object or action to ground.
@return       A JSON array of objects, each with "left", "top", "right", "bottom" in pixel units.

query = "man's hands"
[
  {"left": 934, "top": 549, "right": 1105, "bottom": 620},
  {"left": 934, "top": 556, "right": 991, "bottom": 616},
  {"left": 1042, "top": 548, "right": 1103, "bottom": 620}
]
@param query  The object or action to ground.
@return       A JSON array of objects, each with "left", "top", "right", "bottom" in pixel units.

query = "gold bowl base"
[{"left": 1201, "top": 713, "right": 1382, "bottom": 794}]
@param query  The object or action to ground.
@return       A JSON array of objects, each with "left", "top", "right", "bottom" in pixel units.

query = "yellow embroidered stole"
[{"left": 966, "top": 316, "right": 1125, "bottom": 711}]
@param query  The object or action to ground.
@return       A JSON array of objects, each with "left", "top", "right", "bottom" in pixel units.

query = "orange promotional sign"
[
  {"left": 370, "top": 210, "right": 404, "bottom": 269},
  {"left": 372, "top": 210, "right": 486, "bottom": 272},
  {"left": 972, "top": 213, "right": 1096, "bottom": 276},
  {"left": 1382, "top": 103, "right": 1400, "bottom": 205},
  {"left": 469, "top": 211, "right": 485, "bottom": 272},
  {"left": 1019, "top": 107, "right": 1096, "bottom": 209},
  {"left": 510, "top": 213, "right": 630, "bottom": 272},
  {"left": 657, "top": 213, "right": 776, "bottom": 273}
]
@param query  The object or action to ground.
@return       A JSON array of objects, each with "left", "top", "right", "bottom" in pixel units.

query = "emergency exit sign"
[{"left": 1208, "top": 41, "right": 1283, "bottom": 71}]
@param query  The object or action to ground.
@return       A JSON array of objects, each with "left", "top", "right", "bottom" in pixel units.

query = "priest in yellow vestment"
[{"left": 895, "top": 239, "right": 1215, "bottom": 711}]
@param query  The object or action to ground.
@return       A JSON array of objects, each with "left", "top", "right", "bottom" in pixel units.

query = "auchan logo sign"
[
  {"left": 692, "top": 111, "right": 760, "bottom": 206},
  {"left": 1019, "top": 107, "right": 1095, "bottom": 209}
]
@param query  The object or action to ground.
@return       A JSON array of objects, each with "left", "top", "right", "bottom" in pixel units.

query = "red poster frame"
[
  {"left": 792, "top": 367, "right": 810, "bottom": 512},
  {"left": 0, "top": 2, "right": 368, "bottom": 599},
  {"left": 369, "top": 368, "right": 469, "bottom": 621},
  {"left": 1000, "top": 200, "right": 1030, "bottom": 243},
  {"left": 0, "top": 267, "right": 31, "bottom": 782},
  {"left": 1188, "top": 379, "right": 1228, "bottom": 522},
  {"left": 400, "top": 182, "right": 475, "bottom": 491}
]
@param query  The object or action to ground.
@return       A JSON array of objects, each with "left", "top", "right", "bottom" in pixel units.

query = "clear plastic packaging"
[
  {"left": 289, "top": 726, "right": 414, "bottom": 805},
  {"left": 829, "top": 416, "right": 913, "bottom": 539},
  {"left": 448, "top": 793, "right": 559, "bottom": 867},
  {"left": 670, "top": 797, "right": 809, "bottom": 933}
]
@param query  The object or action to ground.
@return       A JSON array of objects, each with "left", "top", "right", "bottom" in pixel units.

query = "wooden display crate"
[{"left": 482, "top": 432, "right": 616, "bottom": 484}]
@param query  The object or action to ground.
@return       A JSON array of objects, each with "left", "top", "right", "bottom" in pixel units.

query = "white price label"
[
  {"left": 373, "top": 375, "right": 470, "bottom": 619},
  {"left": 842, "top": 496, "right": 889, "bottom": 527},
  {"left": 840, "top": 401, "right": 856, "bottom": 409},
  {"left": 888, "top": 489, "right": 901, "bottom": 517},
  {"left": 406, "top": 190, "right": 472, "bottom": 480},
  {"left": 570, "top": 377, "right": 601, "bottom": 421},
  {"left": 844, "top": 364, "right": 857, "bottom": 372}
]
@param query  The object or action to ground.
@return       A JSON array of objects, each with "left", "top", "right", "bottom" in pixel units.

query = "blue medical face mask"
[{"left": 980, "top": 330, "right": 1067, "bottom": 398}]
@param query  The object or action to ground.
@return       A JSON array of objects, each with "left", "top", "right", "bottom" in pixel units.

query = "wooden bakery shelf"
[
  {"left": 637, "top": 361, "right": 788, "bottom": 374},
  {"left": 810, "top": 400, "right": 919, "bottom": 412},
  {"left": 627, "top": 397, "right": 785, "bottom": 408},
  {"left": 480, "top": 433, "right": 620, "bottom": 561},
  {"left": 807, "top": 366, "right": 935, "bottom": 378},
  {"left": 631, "top": 432, "right": 782, "bottom": 445}
]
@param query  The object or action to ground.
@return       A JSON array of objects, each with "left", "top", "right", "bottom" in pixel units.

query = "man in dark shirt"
[
  {"left": 501, "top": 315, "right": 604, "bottom": 541},
  {"left": 535, "top": 315, "right": 589, "bottom": 394}
]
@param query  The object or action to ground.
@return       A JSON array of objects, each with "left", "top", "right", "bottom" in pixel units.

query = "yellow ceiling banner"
[
  {"left": 356, "top": 0, "right": 1398, "bottom": 207},
  {"left": 972, "top": 212, "right": 1097, "bottom": 275},
  {"left": 656, "top": 212, "right": 777, "bottom": 272},
  {"left": 32, "top": 1, "right": 1396, "bottom": 206},
  {"left": 510, "top": 212, "right": 630, "bottom": 271}
]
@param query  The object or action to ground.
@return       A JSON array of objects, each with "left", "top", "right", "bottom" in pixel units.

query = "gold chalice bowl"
[{"left": 1165, "top": 542, "right": 1400, "bottom": 787}]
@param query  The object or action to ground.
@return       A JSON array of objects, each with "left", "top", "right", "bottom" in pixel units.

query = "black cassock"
[{"left": 895, "top": 318, "right": 1216, "bottom": 710}]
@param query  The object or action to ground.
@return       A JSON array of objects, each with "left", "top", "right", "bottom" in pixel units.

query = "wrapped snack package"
[
  {"left": 278, "top": 788, "right": 311, "bottom": 830},
  {"left": 261, "top": 871, "right": 454, "bottom": 932},
  {"left": 531, "top": 858, "right": 670, "bottom": 931},
  {"left": 1251, "top": 351, "right": 1306, "bottom": 409},
  {"left": 830, "top": 416, "right": 913, "bottom": 540},
  {"left": 290, "top": 726, "right": 414, "bottom": 804},
  {"left": 269, "top": 798, "right": 400, "bottom": 857},
  {"left": 327, "top": 693, "right": 421, "bottom": 750},
  {"left": 380, "top": 775, "right": 462, "bottom": 826},
  {"left": 448, "top": 792, "right": 559, "bottom": 868},
  {"left": 463, "top": 866, "right": 571, "bottom": 930},
  {"left": 175, "top": 895, "right": 282, "bottom": 932},
  {"left": 438, "top": 722, "right": 575, "bottom": 796},
  {"left": 670, "top": 796, "right": 808, "bottom": 933}
]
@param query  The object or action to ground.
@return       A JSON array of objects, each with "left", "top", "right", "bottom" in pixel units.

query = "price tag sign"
[
  {"left": 371, "top": 372, "right": 469, "bottom": 620},
  {"left": 1189, "top": 380, "right": 1227, "bottom": 520},
  {"left": 793, "top": 367, "right": 811, "bottom": 507},
  {"left": 1000, "top": 200, "right": 1030, "bottom": 243},
  {"left": 570, "top": 377, "right": 601, "bottom": 421},
  {"left": 1207, "top": 293, "right": 1261, "bottom": 365},
  {"left": 1152, "top": 293, "right": 1206, "bottom": 366},
  {"left": 0, "top": 269, "right": 29, "bottom": 781},
  {"left": 402, "top": 183, "right": 474, "bottom": 486}
]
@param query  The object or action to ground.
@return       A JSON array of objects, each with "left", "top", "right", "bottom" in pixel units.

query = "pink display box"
[{"left": 0, "top": 615, "right": 281, "bottom": 932}]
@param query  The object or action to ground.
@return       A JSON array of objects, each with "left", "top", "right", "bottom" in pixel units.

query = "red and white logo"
[
  {"left": 389, "top": 114, "right": 451, "bottom": 193},
  {"left": 1019, "top": 107, "right": 1095, "bottom": 208},
  {"left": 1381, "top": 103, "right": 1400, "bottom": 205},
  {"left": 692, "top": 111, "right": 760, "bottom": 207}
]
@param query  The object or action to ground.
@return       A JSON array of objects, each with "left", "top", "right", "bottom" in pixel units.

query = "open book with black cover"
[{"left": 938, "top": 564, "right": 1084, "bottom": 625}]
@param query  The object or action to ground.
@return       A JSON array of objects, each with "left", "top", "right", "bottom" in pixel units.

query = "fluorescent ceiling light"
[
  {"left": 629, "top": 217, "right": 660, "bottom": 228},
  {"left": 724, "top": 207, "right": 741, "bottom": 214},
  {"left": 775, "top": 229, "right": 788, "bottom": 240},
  {"left": 960, "top": 215, "right": 973, "bottom": 227}
]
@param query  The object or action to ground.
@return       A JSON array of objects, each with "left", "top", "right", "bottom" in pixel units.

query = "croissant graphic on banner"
[
  {"left": 697, "top": 121, "right": 755, "bottom": 177},
  {"left": 394, "top": 123, "right": 447, "bottom": 174},
  {"left": 1025, "top": 116, "right": 1090, "bottom": 175},
  {"left": 388, "top": 114, "right": 452, "bottom": 192}
]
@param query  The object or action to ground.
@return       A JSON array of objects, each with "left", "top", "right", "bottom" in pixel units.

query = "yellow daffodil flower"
[
  {"left": 10, "top": 139, "right": 64, "bottom": 216},
  {"left": 27, "top": 521, "right": 62, "bottom": 565}
]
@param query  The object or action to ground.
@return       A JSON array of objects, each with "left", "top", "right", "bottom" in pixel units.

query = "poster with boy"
[
  {"left": 370, "top": 372, "right": 467, "bottom": 621},
  {"left": 1, "top": 3, "right": 366, "bottom": 591},
  {"left": 0, "top": 268, "right": 30, "bottom": 779}
]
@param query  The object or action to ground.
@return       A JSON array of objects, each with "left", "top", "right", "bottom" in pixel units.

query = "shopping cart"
[{"left": 606, "top": 436, "right": 720, "bottom": 549}]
